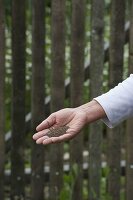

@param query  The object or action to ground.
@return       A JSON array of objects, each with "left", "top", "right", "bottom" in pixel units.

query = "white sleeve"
[{"left": 94, "top": 74, "right": 133, "bottom": 128}]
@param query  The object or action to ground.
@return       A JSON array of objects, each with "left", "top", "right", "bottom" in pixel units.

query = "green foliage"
[
  {"left": 59, "top": 163, "right": 79, "bottom": 200},
  {"left": 60, "top": 169, "right": 125, "bottom": 200},
  {"left": 59, "top": 174, "right": 73, "bottom": 200},
  {"left": 5, "top": 0, "right": 11, "bottom": 27},
  {"left": 5, "top": 29, "right": 12, "bottom": 132},
  {"left": 100, "top": 176, "right": 126, "bottom": 200}
]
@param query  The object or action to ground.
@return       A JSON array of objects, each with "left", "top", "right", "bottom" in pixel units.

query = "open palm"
[{"left": 33, "top": 108, "right": 87, "bottom": 145}]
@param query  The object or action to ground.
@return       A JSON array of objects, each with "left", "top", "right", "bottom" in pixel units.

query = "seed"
[{"left": 46, "top": 125, "right": 69, "bottom": 137}]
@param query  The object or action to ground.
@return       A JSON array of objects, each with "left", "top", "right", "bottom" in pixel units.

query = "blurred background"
[{"left": 0, "top": 0, "right": 133, "bottom": 199}]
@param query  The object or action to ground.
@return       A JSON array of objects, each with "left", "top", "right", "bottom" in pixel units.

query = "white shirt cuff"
[{"left": 94, "top": 74, "right": 133, "bottom": 128}]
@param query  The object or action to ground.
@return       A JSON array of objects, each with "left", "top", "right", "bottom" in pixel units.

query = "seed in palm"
[{"left": 46, "top": 125, "right": 69, "bottom": 137}]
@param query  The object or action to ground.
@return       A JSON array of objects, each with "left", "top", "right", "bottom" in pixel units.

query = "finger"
[
  {"left": 43, "top": 133, "right": 74, "bottom": 145},
  {"left": 42, "top": 138, "right": 55, "bottom": 145},
  {"left": 35, "top": 132, "right": 71, "bottom": 144},
  {"left": 36, "top": 137, "right": 54, "bottom": 145},
  {"left": 36, "top": 113, "right": 56, "bottom": 131},
  {"left": 36, "top": 135, "right": 49, "bottom": 144},
  {"left": 33, "top": 129, "right": 49, "bottom": 140}
]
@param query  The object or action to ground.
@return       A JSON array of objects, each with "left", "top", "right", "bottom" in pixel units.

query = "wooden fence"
[{"left": 0, "top": 0, "right": 133, "bottom": 200}]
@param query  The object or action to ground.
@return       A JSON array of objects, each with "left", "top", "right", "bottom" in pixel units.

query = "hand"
[
  {"left": 33, "top": 100, "right": 105, "bottom": 145},
  {"left": 32, "top": 107, "right": 88, "bottom": 145}
]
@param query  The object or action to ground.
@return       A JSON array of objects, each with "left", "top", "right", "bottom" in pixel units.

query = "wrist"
[{"left": 77, "top": 100, "right": 106, "bottom": 124}]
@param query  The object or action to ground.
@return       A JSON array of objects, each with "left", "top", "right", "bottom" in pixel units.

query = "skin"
[{"left": 33, "top": 99, "right": 106, "bottom": 145}]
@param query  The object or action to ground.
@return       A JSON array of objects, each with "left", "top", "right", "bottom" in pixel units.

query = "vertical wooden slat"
[
  {"left": 107, "top": 1, "right": 125, "bottom": 200},
  {"left": 89, "top": 0, "right": 104, "bottom": 200},
  {"left": 31, "top": 0, "right": 45, "bottom": 199},
  {"left": 11, "top": 0, "right": 26, "bottom": 198},
  {"left": 107, "top": 127, "right": 121, "bottom": 200},
  {"left": 0, "top": 0, "right": 5, "bottom": 199},
  {"left": 70, "top": 0, "right": 85, "bottom": 200},
  {"left": 88, "top": 0, "right": 104, "bottom": 200},
  {"left": 49, "top": 0, "right": 65, "bottom": 199},
  {"left": 126, "top": 0, "right": 133, "bottom": 199}
]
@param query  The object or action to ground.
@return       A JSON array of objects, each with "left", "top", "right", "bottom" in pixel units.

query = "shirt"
[{"left": 94, "top": 74, "right": 133, "bottom": 128}]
